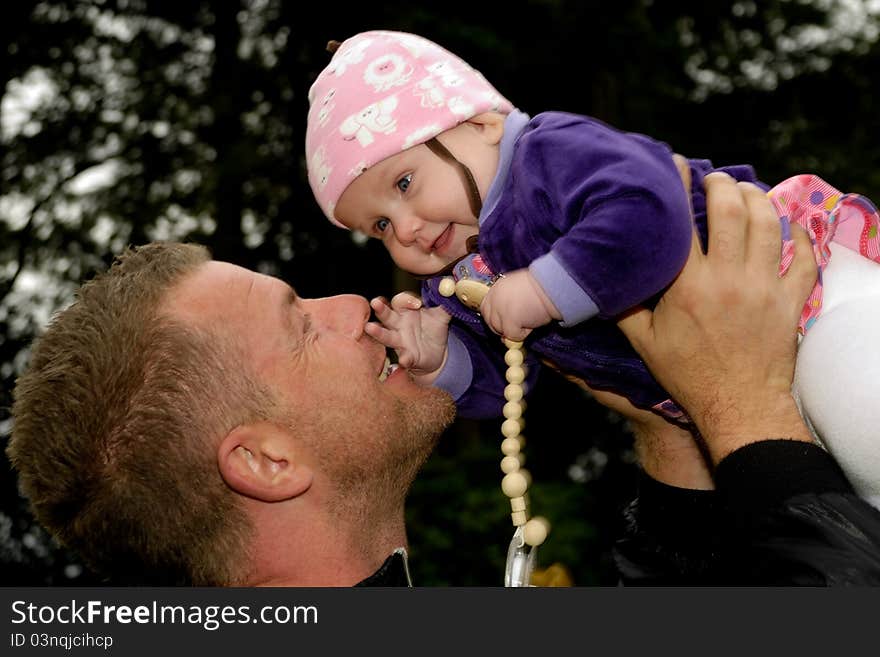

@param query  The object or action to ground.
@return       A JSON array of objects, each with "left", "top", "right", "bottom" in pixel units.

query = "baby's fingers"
[
  {"left": 503, "top": 326, "right": 532, "bottom": 342},
  {"left": 484, "top": 309, "right": 529, "bottom": 342},
  {"left": 370, "top": 296, "right": 390, "bottom": 313},
  {"left": 364, "top": 321, "right": 401, "bottom": 349},
  {"left": 390, "top": 291, "right": 423, "bottom": 311},
  {"left": 370, "top": 296, "right": 401, "bottom": 326}
]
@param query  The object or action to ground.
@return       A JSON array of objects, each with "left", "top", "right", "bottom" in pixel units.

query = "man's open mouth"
[{"left": 378, "top": 356, "right": 398, "bottom": 382}]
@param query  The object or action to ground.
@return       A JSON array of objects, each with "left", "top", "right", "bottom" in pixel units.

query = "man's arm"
[
  {"left": 617, "top": 171, "right": 880, "bottom": 584},
  {"left": 559, "top": 374, "right": 713, "bottom": 490}
]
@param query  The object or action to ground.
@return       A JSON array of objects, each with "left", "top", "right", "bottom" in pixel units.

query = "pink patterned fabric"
[
  {"left": 769, "top": 174, "right": 880, "bottom": 333},
  {"left": 305, "top": 30, "right": 513, "bottom": 227}
]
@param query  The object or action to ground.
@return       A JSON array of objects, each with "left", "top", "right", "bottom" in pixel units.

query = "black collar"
[{"left": 354, "top": 548, "right": 412, "bottom": 587}]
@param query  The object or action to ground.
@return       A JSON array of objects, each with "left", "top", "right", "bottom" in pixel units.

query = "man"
[{"left": 7, "top": 242, "right": 454, "bottom": 585}]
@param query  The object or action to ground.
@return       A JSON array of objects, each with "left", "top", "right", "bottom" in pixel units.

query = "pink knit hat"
[{"left": 305, "top": 30, "right": 514, "bottom": 228}]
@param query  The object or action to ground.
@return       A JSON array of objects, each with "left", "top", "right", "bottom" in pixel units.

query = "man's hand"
[
  {"left": 548, "top": 362, "right": 713, "bottom": 489},
  {"left": 618, "top": 172, "right": 818, "bottom": 464},
  {"left": 480, "top": 269, "right": 561, "bottom": 341},
  {"left": 365, "top": 292, "right": 451, "bottom": 384}
]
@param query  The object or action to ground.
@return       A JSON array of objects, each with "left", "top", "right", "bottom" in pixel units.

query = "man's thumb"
[{"left": 616, "top": 306, "right": 652, "bottom": 352}]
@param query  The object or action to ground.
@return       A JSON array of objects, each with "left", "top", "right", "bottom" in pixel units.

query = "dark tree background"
[{"left": 2, "top": 0, "right": 879, "bottom": 586}]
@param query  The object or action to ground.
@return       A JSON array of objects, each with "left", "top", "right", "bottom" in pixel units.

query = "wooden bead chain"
[
  {"left": 438, "top": 276, "right": 550, "bottom": 585},
  {"left": 500, "top": 337, "right": 550, "bottom": 548}
]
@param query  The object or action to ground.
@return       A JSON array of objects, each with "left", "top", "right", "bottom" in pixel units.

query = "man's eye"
[
  {"left": 376, "top": 218, "right": 390, "bottom": 233},
  {"left": 396, "top": 174, "right": 412, "bottom": 193}
]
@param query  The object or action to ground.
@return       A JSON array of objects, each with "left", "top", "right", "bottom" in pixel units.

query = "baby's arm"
[
  {"left": 480, "top": 269, "right": 562, "bottom": 341},
  {"left": 506, "top": 115, "right": 694, "bottom": 326},
  {"left": 365, "top": 292, "right": 451, "bottom": 384}
]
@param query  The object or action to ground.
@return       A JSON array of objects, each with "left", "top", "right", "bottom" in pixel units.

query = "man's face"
[{"left": 163, "top": 260, "right": 455, "bottom": 490}]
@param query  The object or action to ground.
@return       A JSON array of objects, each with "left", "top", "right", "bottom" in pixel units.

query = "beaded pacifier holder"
[{"left": 437, "top": 273, "right": 550, "bottom": 587}]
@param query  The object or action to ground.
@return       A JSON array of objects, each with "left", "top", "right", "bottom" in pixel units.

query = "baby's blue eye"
[
  {"left": 375, "top": 218, "right": 390, "bottom": 233},
  {"left": 396, "top": 174, "right": 412, "bottom": 193}
]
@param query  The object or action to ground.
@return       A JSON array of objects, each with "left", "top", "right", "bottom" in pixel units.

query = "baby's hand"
[
  {"left": 365, "top": 292, "right": 451, "bottom": 383},
  {"left": 481, "top": 269, "right": 561, "bottom": 341}
]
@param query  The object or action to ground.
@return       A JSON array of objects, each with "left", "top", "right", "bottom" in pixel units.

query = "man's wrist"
[
  {"left": 694, "top": 393, "right": 814, "bottom": 466},
  {"left": 634, "top": 421, "right": 714, "bottom": 490}
]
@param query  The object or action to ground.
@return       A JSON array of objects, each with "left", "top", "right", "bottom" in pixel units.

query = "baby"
[{"left": 305, "top": 30, "right": 880, "bottom": 505}]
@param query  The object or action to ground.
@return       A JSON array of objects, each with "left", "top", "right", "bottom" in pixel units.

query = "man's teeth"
[{"left": 378, "top": 357, "right": 398, "bottom": 382}]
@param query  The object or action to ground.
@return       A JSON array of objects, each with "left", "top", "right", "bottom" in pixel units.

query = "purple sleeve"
[
  {"left": 513, "top": 114, "right": 693, "bottom": 319},
  {"left": 444, "top": 323, "right": 541, "bottom": 420},
  {"left": 529, "top": 252, "right": 598, "bottom": 326},
  {"left": 432, "top": 332, "right": 472, "bottom": 401}
]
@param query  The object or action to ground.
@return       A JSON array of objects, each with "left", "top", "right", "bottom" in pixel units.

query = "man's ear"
[
  {"left": 218, "top": 422, "right": 314, "bottom": 502},
  {"left": 468, "top": 112, "right": 506, "bottom": 146}
]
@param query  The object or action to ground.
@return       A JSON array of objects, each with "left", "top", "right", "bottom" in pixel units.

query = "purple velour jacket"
[{"left": 424, "top": 110, "right": 767, "bottom": 419}]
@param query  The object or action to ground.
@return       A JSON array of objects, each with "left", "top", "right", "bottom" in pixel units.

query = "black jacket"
[
  {"left": 355, "top": 548, "right": 413, "bottom": 587},
  {"left": 615, "top": 440, "right": 880, "bottom": 585}
]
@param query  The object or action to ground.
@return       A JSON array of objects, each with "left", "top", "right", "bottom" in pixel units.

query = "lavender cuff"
[
  {"left": 530, "top": 252, "right": 599, "bottom": 326},
  {"left": 433, "top": 332, "right": 473, "bottom": 401}
]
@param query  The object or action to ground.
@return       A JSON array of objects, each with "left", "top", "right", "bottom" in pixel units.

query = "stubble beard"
[
  {"left": 388, "top": 386, "right": 456, "bottom": 491},
  {"left": 291, "top": 385, "right": 456, "bottom": 522}
]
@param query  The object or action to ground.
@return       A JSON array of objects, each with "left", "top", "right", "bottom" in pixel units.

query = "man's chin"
[
  {"left": 401, "top": 387, "right": 456, "bottom": 448},
  {"left": 422, "top": 386, "right": 456, "bottom": 430}
]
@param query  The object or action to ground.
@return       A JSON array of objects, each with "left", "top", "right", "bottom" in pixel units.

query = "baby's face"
[{"left": 334, "top": 118, "right": 501, "bottom": 276}]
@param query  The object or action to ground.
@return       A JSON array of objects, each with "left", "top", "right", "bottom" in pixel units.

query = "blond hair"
[{"left": 8, "top": 243, "right": 270, "bottom": 585}]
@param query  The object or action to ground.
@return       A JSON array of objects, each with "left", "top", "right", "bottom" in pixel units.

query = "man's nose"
[{"left": 309, "top": 294, "right": 370, "bottom": 339}]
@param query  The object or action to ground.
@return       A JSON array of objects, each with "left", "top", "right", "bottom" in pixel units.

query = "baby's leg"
[{"left": 793, "top": 242, "right": 880, "bottom": 508}]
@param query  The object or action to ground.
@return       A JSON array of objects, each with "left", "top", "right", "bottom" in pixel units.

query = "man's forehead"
[
  {"left": 180, "top": 259, "right": 249, "bottom": 295},
  {"left": 164, "top": 260, "right": 282, "bottom": 321}
]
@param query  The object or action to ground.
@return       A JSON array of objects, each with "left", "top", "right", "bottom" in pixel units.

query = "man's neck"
[{"left": 245, "top": 501, "right": 408, "bottom": 586}]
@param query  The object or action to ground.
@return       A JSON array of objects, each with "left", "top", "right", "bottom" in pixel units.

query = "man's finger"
[
  {"left": 704, "top": 172, "right": 747, "bottom": 264},
  {"left": 670, "top": 153, "right": 703, "bottom": 265},
  {"left": 739, "top": 182, "right": 782, "bottom": 269},
  {"left": 616, "top": 305, "right": 653, "bottom": 354},
  {"left": 672, "top": 153, "right": 692, "bottom": 197},
  {"left": 783, "top": 222, "right": 819, "bottom": 307}
]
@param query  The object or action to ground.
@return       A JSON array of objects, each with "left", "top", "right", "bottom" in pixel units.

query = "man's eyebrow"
[
  {"left": 283, "top": 285, "right": 311, "bottom": 342},
  {"left": 282, "top": 285, "right": 297, "bottom": 327}
]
